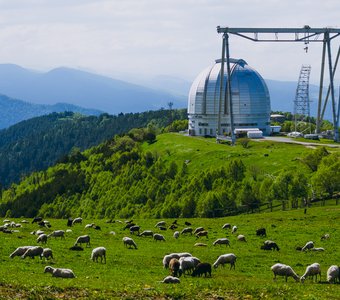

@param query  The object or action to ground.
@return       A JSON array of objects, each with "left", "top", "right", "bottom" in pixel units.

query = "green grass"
[
  {"left": 1, "top": 205, "right": 339, "bottom": 299},
  {"left": 143, "top": 133, "right": 339, "bottom": 175}
]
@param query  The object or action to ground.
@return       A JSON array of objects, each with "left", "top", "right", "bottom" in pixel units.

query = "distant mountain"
[
  {"left": 0, "top": 64, "right": 187, "bottom": 115},
  {"left": 0, "top": 94, "right": 102, "bottom": 129}
]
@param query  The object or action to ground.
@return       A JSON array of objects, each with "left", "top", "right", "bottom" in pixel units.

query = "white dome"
[{"left": 188, "top": 59, "right": 271, "bottom": 136}]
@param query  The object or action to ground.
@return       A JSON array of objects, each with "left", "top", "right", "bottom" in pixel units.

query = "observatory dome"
[{"left": 188, "top": 58, "right": 271, "bottom": 136}]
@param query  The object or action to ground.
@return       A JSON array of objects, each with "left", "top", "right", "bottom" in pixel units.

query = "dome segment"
[{"left": 188, "top": 59, "right": 271, "bottom": 136}]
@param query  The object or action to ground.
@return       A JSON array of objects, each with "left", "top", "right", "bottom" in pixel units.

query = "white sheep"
[
  {"left": 311, "top": 247, "right": 325, "bottom": 252},
  {"left": 44, "top": 266, "right": 75, "bottom": 278},
  {"left": 194, "top": 243, "right": 207, "bottom": 247},
  {"left": 193, "top": 227, "right": 204, "bottom": 235},
  {"left": 37, "top": 234, "right": 48, "bottom": 244},
  {"left": 160, "top": 275, "right": 180, "bottom": 284},
  {"left": 173, "top": 231, "right": 180, "bottom": 239},
  {"left": 9, "top": 246, "right": 33, "bottom": 258},
  {"left": 153, "top": 233, "right": 166, "bottom": 242},
  {"left": 237, "top": 234, "right": 246, "bottom": 242},
  {"left": 155, "top": 221, "right": 166, "bottom": 228},
  {"left": 48, "top": 230, "right": 65, "bottom": 239},
  {"left": 300, "top": 263, "right": 321, "bottom": 283},
  {"left": 74, "top": 235, "right": 91, "bottom": 247},
  {"left": 213, "top": 238, "right": 230, "bottom": 247},
  {"left": 41, "top": 248, "right": 54, "bottom": 260},
  {"left": 213, "top": 253, "right": 237, "bottom": 270},
  {"left": 179, "top": 257, "right": 196, "bottom": 274},
  {"left": 321, "top": 233, "right": 330, "bottom": 240},
  {"left": 21, "top": 246, "right": 44, "bottom": 259},
  {"left": 327, "top": 265, "right": 340, "bottom": 283},
  {"left": 181, "top": 227, "right": 193, "bottom": 235},
  {"left": 91, "top": 247, "right": 106, "bottom": 263},
  {"left": 231, "top": 225, "right": 238, "bottom": 234},
  {"left": 271, "top": 263, "right": 299, "bottom": 282},
  {"left": 162, "top": 253, "right": 192, "bottom": 268},
  {"left": 222, "top": 223, "right": 231, "bottom": 229},
  {"left": 163, "top": 254, "right": 180, "bottom": 268},
  {"left": 301, "top": 241, "right": 314, "bottom": 251},
  {"left": 85, "top": 223, "right": 95, "bottom": 229},
  {"left": 139, "top": 230, "right": 154, "bottom": 237},
  {"left": 122, "top": 237, "right": 137, "bottom": 249},
  {"left": 72, "top": 217, "right": 83, "bottom": 225}
]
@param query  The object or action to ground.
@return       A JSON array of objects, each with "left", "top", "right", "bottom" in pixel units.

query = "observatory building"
[{"left": 188, "top": 58, "right": 271, "bottom": 137}]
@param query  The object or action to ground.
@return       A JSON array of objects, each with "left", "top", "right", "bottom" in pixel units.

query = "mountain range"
[{"left": 0, "top": 64, "right": 333, "bottom": 130}]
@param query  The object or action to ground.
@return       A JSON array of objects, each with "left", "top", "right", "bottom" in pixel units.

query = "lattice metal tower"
[{"left": 294, "top": 65, "right": 311, "bottom": 132}]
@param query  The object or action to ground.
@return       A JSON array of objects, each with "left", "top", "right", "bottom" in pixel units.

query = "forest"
[
  {"left": 0, "top": 109, "right": 187, "bottom": 187},
  {"left": 0, "top": 126, "right": 338, "bottom": 219}
]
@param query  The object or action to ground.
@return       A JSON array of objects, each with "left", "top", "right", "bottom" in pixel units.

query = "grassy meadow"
[{"left": 0, "top": 205, "right": 339, "bottom": 299}]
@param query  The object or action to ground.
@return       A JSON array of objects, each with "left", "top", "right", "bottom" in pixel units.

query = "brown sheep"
[{"left": 169, "top": 258, "right": 182, "bottom": 277}]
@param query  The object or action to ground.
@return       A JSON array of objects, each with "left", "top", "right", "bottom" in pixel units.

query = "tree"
[{"left": 227, "top": 160, "right": 246, "bottom": 182}]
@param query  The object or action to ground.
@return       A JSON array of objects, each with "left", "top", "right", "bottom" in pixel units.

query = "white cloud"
[{"left": 0, "top": 0, "right": 338, "bottom": 84}]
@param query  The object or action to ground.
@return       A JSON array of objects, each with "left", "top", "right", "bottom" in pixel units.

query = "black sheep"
[
  {"left": 192, "top": 263, "right": 212, "bottom": 277},
  {"left": 261, "top": 240, "right": 280, "bottom": 251},
  {"left": 256, "top": 228, "right": 267, "bottom": 237}
]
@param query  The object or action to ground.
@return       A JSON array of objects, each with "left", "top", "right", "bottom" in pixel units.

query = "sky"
[{"left": 0, "top": 0, "right": 339, "bottom": 85}]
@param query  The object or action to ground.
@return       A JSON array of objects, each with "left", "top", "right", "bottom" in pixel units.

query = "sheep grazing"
[
  {"left": 213, "top": 238, "right": 230, "bottom": 247},
  {"left": 256, "top": 228, "right": 266, "bottom": 237},
  {"left": 179, "top": 257, "right": 196, "bottom": 275},
  {"left": 181, "top": 227, "right": 193, "bottom": 235},
  {"left": 327, "top": 265, "right": 340, "bottom": 283},
  {"left": 261, "top": 240, "right": 280, "bottom": 251},
  {"left": 21, "top": 220, "right": 29, "bottom": 224},
  {"left": 67, "top": 218, "right": 73, "bottom": 227},
  {"left": 300, "top": 263, "right": 321, "bottom": 283},
  {"left": 32, "top": 217, "right": 43, "bottom": 224},
  {"left": 37, "top": 234, "right": 48, "bottom": 244},
  {"left": 123, "top": 223, "right": 135, "bottom": 230},
  {"left": 311, "top": 247, "right": 325, "bottom": 252},
  {"left": 231, "top": 226, "right": 238, "bottom": 234},
  {"left": 91, "top": 247, "right": 106, "bottom": 263},
  {"left": 129, "top": 225, "right": 140, "bottom": 235},
  {"left": 222, "top": 223, "right": 231, "bottom": 230},
  {"left": 72, "top": 217, "right": 83, "bottom": 226},
  {"left": 169, "top": 224, "right": 178, "bottom": 230},
  {"left": 173, "top": 231, "right": 180, "bottom": 239},
  {"left": 69, "top": 245, "right": 84, "bottom": 251},
  {"left": 155, "top": 221, "right": 166, "bottom": 228},
  {"left": 21, "top": 246, "right": 44, "bottom": 259},
  {"left": 85, "top": 223, "right": 95, "bottom": 229},
  {"left": 48, "top": 230, "right": 65, "bottom": 239},
  {"left": 184, "top": 221, "right": 192, "bottom": 226},
  {"left": 193, "top": 227, "right": 205, "bottom": 235},
  {"left": 301, "top": 241, "right": 314, "bottom": 251},
  {"left": 74, "top": 235, "right": 91, "bottom": 247},
  {"left": 321, "top": 233, "right": 330, "bottom": 240},
  {"left": 38, "top": 220, "right": 51, "bottom": 228},
  {"left": 213, "top": 253, "right": 237, "bottom": 270},
  {"left": 153, "top": 233, "right": 166, "bottom": 242},
  {"left": 196, "top": 230, "right": 208, "bottom": 239},
  {"left": 139, "top": 230, "right": 153, "bottom": 237},
  {"left": 169, "top": 258, "right": 182, "bottom": 277},
  {"left": 271, "top": 263, "right": 299, "bottom": 282},
  {"left": 163, "top": 253, "right": 192, "bottom": 269},
  {"left": 237, "top": 234, "right": 246, "bottom": 242},
  {"left": 9, "top": 246, "right": 33, "bottom": 259},
  {"left": 160, "top": 276, "right": 180, "bottom": 284},
  {"left": 44, "top": 266, "right": 75, "bottom": 278},
  {"left": 41, "top": 248, "right": 54, "bottom": 260},
  {"left": 194, "top": 243, "right": 207, "bottom": 247},
  {"left": 163, "top": 254, "right": 180, "bottom": 268},
  {"left": 192, "top": 263, "right": 212, "bottom": 277},
  {"left": 123, "top": 237, "right": 137, "bottom": 249},
  {"left": 158, "top": 226, "right": 167, "bottom": 231}
]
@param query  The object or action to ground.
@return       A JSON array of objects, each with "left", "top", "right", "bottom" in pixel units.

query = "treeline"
[
  {"left": 0, "top": 109, "right": 187, "bottom": 187},
  {"left": 0, "top": 130, "right": 338, "bottom": 219}
]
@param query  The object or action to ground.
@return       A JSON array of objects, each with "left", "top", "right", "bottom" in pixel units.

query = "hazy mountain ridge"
[
  {"left": 0, "top": 64, "right": 187, "bottom": 116},
  {"left": 0, "top": 94, "right": 102, "bottom": 129}
]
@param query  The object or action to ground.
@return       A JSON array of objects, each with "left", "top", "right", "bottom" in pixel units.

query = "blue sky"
[{"left": 0, "top": 0, "right": 339, "bottom": 84}]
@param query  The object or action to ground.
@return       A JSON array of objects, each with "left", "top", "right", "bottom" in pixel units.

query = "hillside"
[
  {"left": 0, "top": 94, "right": 102, "bottom": 129},
  {"left": 0, "top": 64, "right": 187, "bottom": 115},
  {"left": 0, "top": 109, "right": 187, "bottom": 187},
  {"left": 0, "top": 131, "right": 338, "bottom": 219}
]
